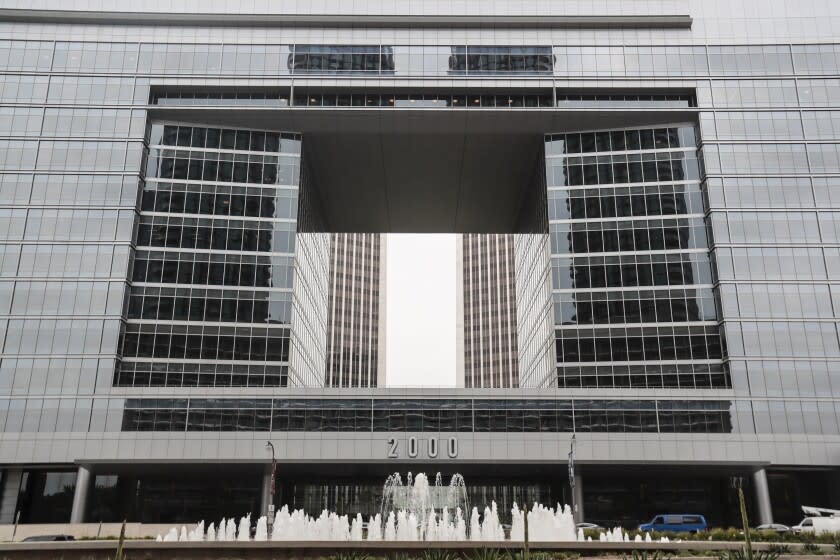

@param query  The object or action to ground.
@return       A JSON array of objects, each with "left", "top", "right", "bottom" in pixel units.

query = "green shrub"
[
  {"left": 516, "top": 552, "right": 579, "bottom": 560},
  {"left": 622, "top": 551, "right": 674, "bottom": 560},
  {"left": 708, "top": 528, "right": 728, "bottom": 542},
  {"left": 423, "top": 551, "right": 457, "bottom": 560},
  {"left": 801, "top": 542, "right": 821, "bottom": 555},
  {"left": 715, "top": 549, "right": 747, "bottom": 560},
  {"left": 465, "top": 548, "right": 510, "bottom": 560},
  {"left": 715, "top": 549, "right": 780, "bottom": 560},
  {"left": 328, "top": 553, "right": 373, "bottom": 560},
  {"left": 582, "top": 528, "right": 602, "bottom": 541},
  {"left": 709, "top": 528, "right": 742, "bottom": 542},
  {"left": 752, "top": 530, "right": 782, "bottom": 543},
  {"left": 766, "top": 544, "right": 791, "bottom": 555},
  {"left": 801, "top": 532, "right": 816, "bottom": 542},
  {"left": 814, "top": 531, "right": 840, "bottom": 546}
]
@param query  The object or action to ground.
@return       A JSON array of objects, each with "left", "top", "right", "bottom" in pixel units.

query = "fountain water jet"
[
  {"left": 350, "top": 514, "right": 363, "bottom": 541},
  {"left": 381, "top": 472, "right": 470, "bottom": 540},
  {"left": 384, "top": 512, "right": 396, "bottom": 540},
  {"left": 254, "top": 516, "right": 268, "bottom": 541},
  {"left": 368, "top": 514, "right": 383, "bottom": 540},
  {"left": 159, "top": 472, "right": 673, "bottom": 543},
  {"left": 162, "top": 528, "right": 178, "bottom": 542},
  {"left": 206, "top": 522, "right": 216, "bottom": 542},
  {"left": 237, "top": 514, "right": 251, "bottom": 541}
]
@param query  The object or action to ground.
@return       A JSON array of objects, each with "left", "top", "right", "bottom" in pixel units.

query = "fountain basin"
[{"left": 0, "top": 538, "right": 826, "bottom": 560}]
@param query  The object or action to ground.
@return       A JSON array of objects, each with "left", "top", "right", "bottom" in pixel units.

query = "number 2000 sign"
[{"left": 387, "top": 437, "right": 457, "bottom": 458}]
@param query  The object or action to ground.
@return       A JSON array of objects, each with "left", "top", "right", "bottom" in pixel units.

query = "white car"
[{"left": 791, "top": 518, "right": 816, "bottom": 534}]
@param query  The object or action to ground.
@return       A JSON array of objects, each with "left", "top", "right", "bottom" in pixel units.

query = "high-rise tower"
[
  {"left": 325, "top": 233, "right": 387, "bottom": 387},
  {"left": 457, "top": 234, "right": 519, "bottom": 388}
]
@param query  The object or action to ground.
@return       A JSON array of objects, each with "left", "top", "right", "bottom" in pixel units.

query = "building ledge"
[{"left": 0, "top": 10, "right": 692, "bottom": 29}]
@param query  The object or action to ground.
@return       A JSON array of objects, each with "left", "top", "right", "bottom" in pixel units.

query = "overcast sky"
[{"left": 384, "top": 234, "right": 457, "bottom": 387}]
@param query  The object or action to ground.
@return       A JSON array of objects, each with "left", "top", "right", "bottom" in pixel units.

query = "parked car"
[
  {"left": 638, "top": 514, "right": 708, "bottom": 533},
  {"left": 22, "top": 535, "right": 75, "bottom": 542},
  {"left": 576, "top": 522, "right": 604, "bottom": 531},
  {"left": 756, "top": 523, "right": 791, "bottom": 534},
  {"left": 791, "top": 518, "right": 817, "bottom": 534}
]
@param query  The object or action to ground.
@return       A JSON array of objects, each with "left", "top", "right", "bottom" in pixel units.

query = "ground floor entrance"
[{"left": 2, "top": 463, "right": 838, "bottom": 528}]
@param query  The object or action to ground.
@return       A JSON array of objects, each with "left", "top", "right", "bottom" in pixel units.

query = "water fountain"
[
  {"left": 511, "top": 502, "right": 576, "bottom": 541},
  {"left": 155, "top": 471, "right": 675, "bottom": 544},
  {"left": 380, "top": 472, "right": 470, "bottom": 540}
]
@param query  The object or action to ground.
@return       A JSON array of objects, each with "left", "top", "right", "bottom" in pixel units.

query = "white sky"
[{"left": 384, "top": 234, "right": 457, "bottom": 387}]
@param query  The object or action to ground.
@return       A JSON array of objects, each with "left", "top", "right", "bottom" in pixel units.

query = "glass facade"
[
  {"left": 2, "top": 39, "right": 837, "bottom": 74},
  {"left": 119, "top": 397, "right": 756, "bottom": 435},
  {"left": 2, "top": 1, "right": 840, "bottom": 527},
  {"left": 151, "top": 90, "right": 694, "bottom": 110},
  {"left": 584, "top": 475, "right": 743, "bottom": 529},
  {"left": 4, "top": 40, "right": 840, "bottom": 79},
  {"left": 0, "top": 43, "right": 143, "bottom": 439},
  {"left": 86, "top": 470, "right": 261, "bottom": 524},
  {"left": 116, "top": 123, "right": 302, "bottom": 389},
  {"left": 14, "top": 470, "right": 77, "bottom": 524},
  {"left": 546, "top": 126, "right": 725, "bottom": 389},
  {"left": 0, "top": 35, "right": 837, "bottom": 428}
]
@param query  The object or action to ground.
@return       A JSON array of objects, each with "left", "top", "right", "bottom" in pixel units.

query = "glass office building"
[{"left": 1, "top": 0, "right": 840, "bottom": 529}]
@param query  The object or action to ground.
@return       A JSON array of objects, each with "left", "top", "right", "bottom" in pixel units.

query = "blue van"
[{"left": 639, "top": 514, "right": 708, "bottom": 533}]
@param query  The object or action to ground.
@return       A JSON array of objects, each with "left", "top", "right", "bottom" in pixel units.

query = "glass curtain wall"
[
  {"left": 116, "top": 123, "right": 302, "bottom": 389},
  {"left": 546, "top": 126, "right": 726, "bottom": 389}
]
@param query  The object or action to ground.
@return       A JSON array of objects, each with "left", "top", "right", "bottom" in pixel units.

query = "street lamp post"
[
  {"left": 568, "top": 434, "right": 577, "bottom": 523},
  {"left": 265, "top": 441, "right": 276, "bottom": 534}
]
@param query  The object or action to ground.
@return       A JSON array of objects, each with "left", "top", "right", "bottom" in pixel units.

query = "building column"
[
  {"left": 753, "top": 468, "right": 773, "bottom": 525},
  {"left": 260, "top": 466, "right": 272, "bottom": 517},
  {"left": 573, "top": 474, "right": 585, "bottom": 523},
  {"left": 69, "top": 465, "right": 91, "bottom": 524},
  {"left": 0, "top": 469, "right": 23, "bottom": 524},
  {"left": 260, "top": 469, "right": 271, "bottom": 515}
]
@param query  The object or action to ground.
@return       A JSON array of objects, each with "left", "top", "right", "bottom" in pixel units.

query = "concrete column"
[
  {"left": 753, "top": 468, "right": 773, "bottom": 525},
  {"left": 69, "top": 465, "right": 91, "bottom": 524},
  {"left": 573, "top": 474, "right": 584, "bottom": 523},
  {"left": 260, "top": 466, "right": 272, "bottom": 517}
]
